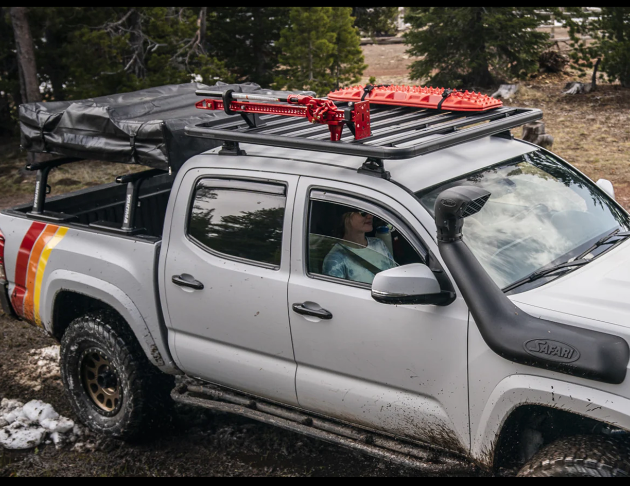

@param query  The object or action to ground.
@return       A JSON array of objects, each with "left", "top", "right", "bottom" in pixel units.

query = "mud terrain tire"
[
  {"left": 60, "top": 311, "right": 174, "bottom": 440},
  {"left": 518, "top": 435, "right": 630, "bottom": 477}
]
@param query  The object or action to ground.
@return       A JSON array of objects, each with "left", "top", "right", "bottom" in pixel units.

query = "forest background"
[{"left": 1, "top": 7, "right": 629, "bottom": 208}]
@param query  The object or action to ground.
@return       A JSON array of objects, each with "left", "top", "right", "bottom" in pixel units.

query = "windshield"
[{"left": 418, "top": 151, "right": 630, "bottom": 289}]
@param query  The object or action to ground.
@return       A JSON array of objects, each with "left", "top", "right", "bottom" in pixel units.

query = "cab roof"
[{"left": 199, "top": 135, "right": 538, "bottom": 194}]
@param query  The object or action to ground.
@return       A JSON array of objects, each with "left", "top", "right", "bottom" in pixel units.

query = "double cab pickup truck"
[{"left": 1, "top": 84, "right": 630, "bottom": 476}]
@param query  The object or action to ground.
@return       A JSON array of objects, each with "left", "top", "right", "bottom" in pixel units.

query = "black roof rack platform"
[{"left": 185, "top": 105, "right": 542, "bottom": 166}]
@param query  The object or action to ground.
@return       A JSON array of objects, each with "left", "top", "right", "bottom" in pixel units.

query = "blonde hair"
[{"left": 335, "top": 211, "right": 354, "bottom": 238}]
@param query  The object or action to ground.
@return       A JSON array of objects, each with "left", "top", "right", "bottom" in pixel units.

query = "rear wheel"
[
  {"left": 518, "top": 435, "right": 630, "bottom": 477},
  {"left": 60, "top": 311, "right": 174, "bottom": 440}
]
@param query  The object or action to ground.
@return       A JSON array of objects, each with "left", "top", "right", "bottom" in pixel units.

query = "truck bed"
[{"left": 6, "top": 173, "right": 174, "bottom": 240}]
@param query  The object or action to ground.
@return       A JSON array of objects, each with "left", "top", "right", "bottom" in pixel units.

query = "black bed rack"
[
  {"left": 25, "top": 157, "right": 168, "bottom": 234},
  {"left": 185, "top": 104, "right": 542, "bottom": 179}
]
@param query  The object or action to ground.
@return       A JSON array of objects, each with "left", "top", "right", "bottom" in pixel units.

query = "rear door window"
[{"left": 188, "top": 180, "right": 286, "bottom": 267}]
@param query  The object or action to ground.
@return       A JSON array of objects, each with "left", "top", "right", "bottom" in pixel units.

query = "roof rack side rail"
[{"left": 25, "top": 157, "right": 83, "bottom": 218}]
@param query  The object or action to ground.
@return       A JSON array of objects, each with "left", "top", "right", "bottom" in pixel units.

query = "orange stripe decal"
[
  {"left": 34, "top": 227, "right": 68, "bottom": 326},
  {"left": 23, "top": 225, "right": 59, "bottom": 323}
]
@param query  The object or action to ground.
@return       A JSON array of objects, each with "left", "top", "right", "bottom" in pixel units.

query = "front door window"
[{"left": 308, "top": 200, "right": 423, "bottom": 285}]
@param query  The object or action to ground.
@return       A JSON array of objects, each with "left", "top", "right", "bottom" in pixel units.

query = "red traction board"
[{"left": 328, "top": 85, "right": 503, "bottom": 112}]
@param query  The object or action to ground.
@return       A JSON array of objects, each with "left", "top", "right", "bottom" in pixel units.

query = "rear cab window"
[{"left": 188, "top": 179, "right": 287, "bottom": 268}]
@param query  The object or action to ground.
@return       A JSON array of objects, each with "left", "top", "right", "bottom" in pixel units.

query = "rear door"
[
  {"left": 163, "top": 168, "right": 299, "bottom": 405},
  {"left": 288, "top": 177, "right": 471, "bottom": 451}
]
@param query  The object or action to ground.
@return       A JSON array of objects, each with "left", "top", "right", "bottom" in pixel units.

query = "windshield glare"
[{"left": 418, "top": 151, "right": 630, "bottom": 289}]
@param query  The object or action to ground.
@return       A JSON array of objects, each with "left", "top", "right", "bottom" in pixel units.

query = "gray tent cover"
[{"left": 19, "top": 82, "right": 311, "bottom": 172}]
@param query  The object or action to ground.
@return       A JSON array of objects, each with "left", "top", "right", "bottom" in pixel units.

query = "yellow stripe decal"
[{"left": 33, "top": 227, "right": 68, "bottom": 326}]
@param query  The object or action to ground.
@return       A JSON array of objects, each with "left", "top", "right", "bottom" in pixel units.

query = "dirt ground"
[
  {"left": 1, "top": 316, "right": 447, "bottom": 477},
  {"left": 1, "top": 43, "right": 629, "bottom": 477}
]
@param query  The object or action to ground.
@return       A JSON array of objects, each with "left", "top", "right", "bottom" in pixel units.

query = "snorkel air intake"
[{"left": 435, "top": 187, "right": 629, "bottom": 384}]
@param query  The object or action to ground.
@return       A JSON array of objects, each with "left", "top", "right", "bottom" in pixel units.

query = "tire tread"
[
  {"left": 60, "top": 310, "right": 173, "bottom": 440},
  {"left": 518, "top": 435, "right": 630, "bottom": 477}
]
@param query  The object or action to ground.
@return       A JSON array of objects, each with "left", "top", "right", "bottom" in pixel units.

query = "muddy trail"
[{"left": 0, "top": 313, "right": 481, "bottom": 477}]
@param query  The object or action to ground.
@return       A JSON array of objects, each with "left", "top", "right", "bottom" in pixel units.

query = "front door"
[
  {"left": 164, "top": 169, "right": 299, "bottom": 405},
  {"left": 288, "top": 178, "right": 471, "bottom": 451}
]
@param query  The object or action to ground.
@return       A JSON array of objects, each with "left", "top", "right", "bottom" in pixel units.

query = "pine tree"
[
  {"left": 206, "top": 7, "right": 290, "bottom": 87},
  {"left": 275, "top": 7, "right": 336, "bottom": 95},
  {"left": 352, "top": 7, "right": 399, "bottom": 38},
  {"left": 330, "top": 8, "right": 366, "bottom": 90},
  {"left": 404, "top": 7, "right": 551, "bottom": 88},
  {"left": 59, "top": 7, "right": 232, "bottom": 99},
  {"left": 564, "top": 7, "right": 630, "bottom": 88},
  {"left": 275, "top": 7, "right": 365, "bottom": 96}
]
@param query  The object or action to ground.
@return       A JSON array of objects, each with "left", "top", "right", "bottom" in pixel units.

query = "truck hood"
[{"left": 511, "top": 239, "right": 630, "bottom": 328}]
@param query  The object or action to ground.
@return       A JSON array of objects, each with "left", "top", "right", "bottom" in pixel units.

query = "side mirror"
[
  {"left": 597, "top": 179, "right": 616, "bottom": 200},
  {"left": 371, "top": 264, "right": 454, "bottom": 306}
]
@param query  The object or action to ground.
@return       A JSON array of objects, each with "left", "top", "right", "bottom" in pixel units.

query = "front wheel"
[
  {"left": 518, "top": 435, "right": 630, "bottom": 477},
  {"left": 60, "top": 311, "right": 174, "bottom": 440}
]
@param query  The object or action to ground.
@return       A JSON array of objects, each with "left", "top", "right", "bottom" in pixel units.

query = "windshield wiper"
[
  {"left": 577, "top": 229, "right": 630, "bottom": 260},
  {"left": 503, "top": 259, "right": 591, "bottom": 293},
  {"left": 504, "top": 230, "right": 630, "bottom": 293}
]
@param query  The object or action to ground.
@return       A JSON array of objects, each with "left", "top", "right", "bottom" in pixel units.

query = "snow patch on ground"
[
  {"left": 8, "top": 345, "right": 61, "bottom": 392},
  {"left": 0, "top": 399, "right": 87, "bottom": 450}
]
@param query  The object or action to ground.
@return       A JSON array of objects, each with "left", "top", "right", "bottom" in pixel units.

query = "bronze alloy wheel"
[{"left": 80, "top": 348, "right": 123, "bottom": 415}]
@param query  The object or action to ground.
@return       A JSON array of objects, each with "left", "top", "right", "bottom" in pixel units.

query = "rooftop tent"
[{"left": 19, "top": 82, "right": 313, "bottom": 173}]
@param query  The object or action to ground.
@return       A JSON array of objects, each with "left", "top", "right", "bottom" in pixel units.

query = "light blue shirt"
[{"left": 323, "top": 237, "right": 396, "bottom": 285}]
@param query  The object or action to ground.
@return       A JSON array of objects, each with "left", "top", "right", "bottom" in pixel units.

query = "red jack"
[{"left": 195, "top": 90, "right": 371, "bottom": 142}]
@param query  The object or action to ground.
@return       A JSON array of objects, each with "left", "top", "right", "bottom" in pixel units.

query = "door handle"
[
  {"left": 172, "top": 274, "right": 204, "bottom": 290},
  {"left": 292, "top": 303, "right": 333, "bottom": 320}
]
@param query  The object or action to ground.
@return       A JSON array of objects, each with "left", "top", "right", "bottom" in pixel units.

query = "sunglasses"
[{"left": 354, "top": 211, "right": 370, "bottom": 217}]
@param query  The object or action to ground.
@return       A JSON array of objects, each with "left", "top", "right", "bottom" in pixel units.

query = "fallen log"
[
  {"left": 563, "top": 82, "right": 593, "bottom": 95},
  {"left": 491, "top": 84, "right": 519, "bottom": 100}
]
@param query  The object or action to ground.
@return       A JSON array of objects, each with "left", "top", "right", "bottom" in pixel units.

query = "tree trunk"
[
  {"left": 129, "top": 9, "right": 146, "bottom": 79},
  {"left": 10, "top": 7, "right": 41, "bottom": 104},
  {"left": 252, "top": 9, "right": 266, "bottom": 82},
  {"left": 199, "top": 7, "right": 207, "bottom": 47},
  {"left": 469, "top": 9, "right": 494, "bottom": 87},
  {"left": 591, "top": 58, "right": 601, "bottom": 91},
  {"left": 308, "top": 38, "right": 313, "bottom": 81}
]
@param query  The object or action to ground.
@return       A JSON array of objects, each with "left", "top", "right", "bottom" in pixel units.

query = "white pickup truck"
[{"left": 1, "top": 84, "right": 630, "bottom": 476}]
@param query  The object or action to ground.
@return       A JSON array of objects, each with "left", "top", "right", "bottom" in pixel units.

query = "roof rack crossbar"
[
  {"left": 245, "top": 105, "right": 404, "bottom": 139},
  {"left": 337, "top": 112, "right": 464, "bottom": 144},
  {"left": 285, "top": 107, "right": 437, "bottom": 142},
  {"left": 185, "top": 107, "right": 542, "bottom": 161},
  {"left": 362, "top": 107, "right": 520, "bottom": 147},
  {"left": 260, "top": 108, "right": 473, "bottom": 144},
  {"left": 311, "top": 109, "right": 442, "bottom": 142}
]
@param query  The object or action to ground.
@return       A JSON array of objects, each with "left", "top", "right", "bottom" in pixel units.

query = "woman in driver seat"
[{"left": 323, "top": 210, "right": 396, "bottom": 285}]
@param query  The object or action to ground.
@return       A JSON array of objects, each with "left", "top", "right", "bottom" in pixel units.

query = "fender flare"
[
  {"left": 41, "top": 269, "right": 178, "bottom": 373},
  {"left": 471, "top": 374, "right": 630, "bottom": 467}
]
